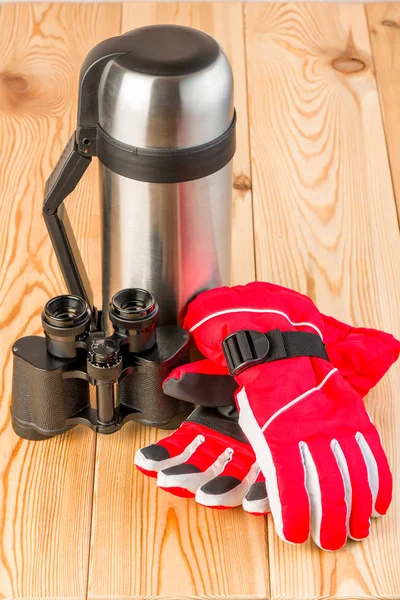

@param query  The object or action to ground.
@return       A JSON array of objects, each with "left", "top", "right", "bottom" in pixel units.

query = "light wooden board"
[
  {"left": 87, "top": 4, "right": 268, "bottom": 600},
  {"left": 0, "top": 3, "right": 121, "bottom": 598},
  {"left": 245, "top": 4, "right": 400, "bottom": 599},
  {"left": 1, "top": 3, "right": 400, "bottom": 599},
  {"left": 0, "top": 0, "right": 378, "bottom": 4},
  {"left": 366, "top": 5, "right": 400, "bottom": 222}
]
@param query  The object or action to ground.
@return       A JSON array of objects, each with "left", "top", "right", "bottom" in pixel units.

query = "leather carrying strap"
[{"left": 222, "top": 329, "right": 329, "bottom": 376}]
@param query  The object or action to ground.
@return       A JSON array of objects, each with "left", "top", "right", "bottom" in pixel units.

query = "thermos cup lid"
[
  {"left": 97, "top": 24, "right": 235, "bottom": 151},
  {"left": 118, "top": 25, "right": 220, "bottom": 77}
]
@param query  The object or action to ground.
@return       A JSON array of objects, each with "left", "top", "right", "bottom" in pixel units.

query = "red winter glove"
[
  {"left": 136, "top": 302, "right": 399, "bottom": 516},
  {"left": 183, "top": 282, "right": 400, "bottom": 550},
  {"left": 135, "top": 404, "right": 268, "bottom": 514}
]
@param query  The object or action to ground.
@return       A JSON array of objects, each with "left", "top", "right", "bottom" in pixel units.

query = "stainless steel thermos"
[
  {"left": 43, "top": 25, "right": 236, "bottom": 328},
  {"left": 10, "top": 25, "right": 236, "bottom": 440}
]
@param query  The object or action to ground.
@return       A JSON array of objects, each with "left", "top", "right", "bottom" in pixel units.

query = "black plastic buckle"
[{"left": 222, "top": 330, "right": 270, "bottom": 376}]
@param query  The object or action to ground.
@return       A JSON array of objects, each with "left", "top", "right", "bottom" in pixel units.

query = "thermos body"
[
  {"left": 97, "top": 25, "right": 235, "bottom": 327},
  {"left": 100, "top": 165, "right": 232, "bottom": 327}
]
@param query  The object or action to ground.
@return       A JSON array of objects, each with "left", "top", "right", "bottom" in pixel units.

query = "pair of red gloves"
[{"left": 135, "top": 282, "right": 400, "bottom": 551}]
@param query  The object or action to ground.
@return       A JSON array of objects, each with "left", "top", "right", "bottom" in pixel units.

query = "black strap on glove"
[{"left": 223, "top": 329, "right": 329, "bottom": 376}]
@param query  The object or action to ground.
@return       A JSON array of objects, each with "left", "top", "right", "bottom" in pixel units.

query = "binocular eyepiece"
[
  {"left": 11, "top": 288, "right": 190, "bottom": 440},
  {"left": 41, "top": 288, "right": 160, "bottom": 359},
  {"left": 42, "top": 295, "right": 92, "bottom": 358},
  {"left": 109, "top": 288, "right": 159, "bottom": 353}
]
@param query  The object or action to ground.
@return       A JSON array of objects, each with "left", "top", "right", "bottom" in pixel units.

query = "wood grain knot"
[
  {"left": 0, "top": 70, "right": 38, "bottom": 112},
  {"left": 382, "top": 19, "right": 400, "bottom": 28},
  {"left": 233, "top": 173, "right": 252, "bottom": 192},
  {"left": 0, "top": 71, "right": 30, "bottom": 94},
  {"left": 332, "top": 56, "right": 366, "bottom": 74}
]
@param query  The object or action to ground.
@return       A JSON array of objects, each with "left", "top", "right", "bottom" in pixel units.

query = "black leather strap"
[{"left": 223, "top": 329, "right": 328, "bottom": 376}]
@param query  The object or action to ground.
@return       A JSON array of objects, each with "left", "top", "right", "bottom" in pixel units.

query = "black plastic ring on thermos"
[{"left": 96, "top": 110, "right": 237, "bottom": 183}]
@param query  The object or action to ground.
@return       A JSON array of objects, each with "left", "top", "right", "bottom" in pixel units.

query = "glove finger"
[
  {"left": 196, "top": 461, "right": 259, "bottom": 509},
  {"left": 195, "top": 443, "right": 258, "bottom": 509},
  {"left": 356, "top": 429, "right": 392, "bottom": 517},
  {"left": 242, "top": 471, "right": 270, "bottom": 515},
  {"left": 157, "top": 438, "right": 233, "bottom": 498},
  {"left": 301, "top": 441, "right": 348, "bottom": 551},
  {"left": 322, "top": 314, "right": 400, "bottom": 397},
  {"left": 337, "top": 436, "right": 373, "bottom": 540},
  {"left": 134, "top": 423, "right": 206, "bottom": 477},
  {"left": 263, "top": 443, "right": 310, "bottom": 545}
]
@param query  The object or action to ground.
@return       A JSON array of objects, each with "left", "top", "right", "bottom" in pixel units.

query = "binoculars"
[{"left": 11, "top": 288, "right": 191, "bottom": 440}]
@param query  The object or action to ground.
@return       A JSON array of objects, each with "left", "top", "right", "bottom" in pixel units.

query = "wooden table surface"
[{"left": 1, "top": 3, "right": 400, "bottom": 599}]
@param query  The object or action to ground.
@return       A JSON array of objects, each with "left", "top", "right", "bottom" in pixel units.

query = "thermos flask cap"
[
  {"left": 118, "top": 25, "right": 220, "bottom": 77},
  {"left": 97, "top": 24, "right": 235, "bottom": 150}
]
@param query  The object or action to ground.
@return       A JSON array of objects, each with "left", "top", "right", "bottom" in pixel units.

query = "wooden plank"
[
  {"left": 87, "top": 4, "right": 266, "bottom": 600},
  {"left": 245, "top": 4, "right": 400, "bottom": 599},
  {"left": 0, "top": 4, "right": 121, "bottom": 598},
  {"left": 366, "top": 4, "right": 400, "bottom": 222}
]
